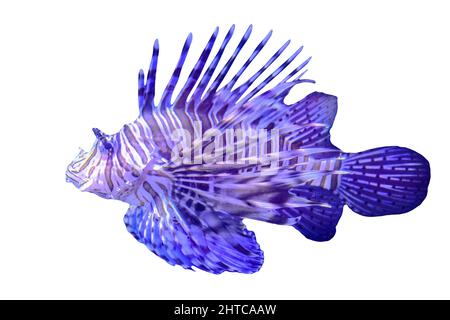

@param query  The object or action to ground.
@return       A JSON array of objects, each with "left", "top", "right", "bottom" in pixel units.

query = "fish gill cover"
[{"left": 66, "top": 25, "right": 430, "bottom": 274}]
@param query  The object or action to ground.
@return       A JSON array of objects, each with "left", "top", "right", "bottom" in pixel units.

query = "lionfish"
[{"left": 66, "top": 26, "right": 430, "bottom": 274}]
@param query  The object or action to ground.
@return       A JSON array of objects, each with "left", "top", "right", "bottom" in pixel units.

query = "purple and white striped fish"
[{"left": 66, "top": 26, "right": 430, "bottom": 274}]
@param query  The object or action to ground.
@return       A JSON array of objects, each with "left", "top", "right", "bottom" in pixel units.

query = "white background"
[{"left": 0, "top": 0, "right": 449, "bottom": 299}]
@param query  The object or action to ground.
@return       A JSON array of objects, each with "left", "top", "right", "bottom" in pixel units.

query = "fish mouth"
[{"left": 65, "top": 168, "right": 88, "bottom": 189}]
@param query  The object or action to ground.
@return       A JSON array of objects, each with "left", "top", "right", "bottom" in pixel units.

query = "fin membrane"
[
  {"left": 124, "top": 203, "right": 263, "bottom": 274},
  {"left": 241, "top": 185, "right": 344, "bottom": 241},
  {"left": 285, "top": 92, "right": 338, "bottom": 149},
  {"left": 339, "top": 146, "right": 430, "bottom": 216},
  {"left": 237, "top": 91, "right": 339, "bottom": 149},
  {"left": 289, "top": 186, "right": 344, "bottom": 241}
]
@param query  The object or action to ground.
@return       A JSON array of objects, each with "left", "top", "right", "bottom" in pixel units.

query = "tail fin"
[{"left": 339, "top": 146, "right": 430, "bottom": 216}]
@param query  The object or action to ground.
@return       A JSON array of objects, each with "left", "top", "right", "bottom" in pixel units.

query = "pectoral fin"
[{"left": 123, "top": 203, "right": 264, "bottom": 274}]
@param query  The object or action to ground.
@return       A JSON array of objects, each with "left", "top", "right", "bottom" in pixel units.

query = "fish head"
[{"left": 66, "top": 127, "right": 142, "bottom": 201}]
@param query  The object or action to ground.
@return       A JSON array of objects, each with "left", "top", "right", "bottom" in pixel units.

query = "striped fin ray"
[
  {"left": 160, "top": 33, "right": 193, "bottom": 108},
  {"left": 216, "top": 48, "right": 311, "bottom": 128},
  {"left": 191, "top": 25, "right": 236, "bottom": 102},
  {"left": 227, "top": 39, "right": 291, "bottom": 102},
  {"left": 222, "top": 30, "right": 273, "bottom": 91},
  {"left": 172, "top": 28, "right": 221, "bottom": 136},
  {"left": 281, "top": 56, "right": 312, "bottom": 83},
  {"left": 138, "top": 69, "right": 145, "bottom": 108},
  {"left": 239, "top": 45, "right": 306, "bottom": 104},
  {"left": 202, "top": 38, "right": 300, "bottom": 130},
  {"left": 174, "top": 28, "right": 219, "bottom": 106},
  {"left": 141, "top": 39, "right": 159, "bottom": 112},
  {"left": 203, "top": 25, "right": 253, "bottom": 97}
]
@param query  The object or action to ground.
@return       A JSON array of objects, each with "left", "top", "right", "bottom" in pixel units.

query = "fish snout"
[{"left": 65, "top": 166, "right": 87, "bottom": 189}]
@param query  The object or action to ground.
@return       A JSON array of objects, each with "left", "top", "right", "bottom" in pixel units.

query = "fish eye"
[
  {"left": 103, "top": 142, "right": 113, "bottom": 151},
  {"left": 97, "top": 139, "right": 113, "bottom": 152}
]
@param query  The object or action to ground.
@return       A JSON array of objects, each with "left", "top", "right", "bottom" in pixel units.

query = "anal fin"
[{"left": 289, "top": 186, "right": 344, "bottom": 241}]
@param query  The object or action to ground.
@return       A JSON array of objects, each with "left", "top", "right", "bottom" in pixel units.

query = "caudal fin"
[{"left": 339, "top": 146, "right": 430, "bottom": 216}]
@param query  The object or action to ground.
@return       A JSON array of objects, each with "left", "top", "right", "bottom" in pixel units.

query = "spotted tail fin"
[{"left": 339, "top": 146, "right": 430, "bottom": 216}]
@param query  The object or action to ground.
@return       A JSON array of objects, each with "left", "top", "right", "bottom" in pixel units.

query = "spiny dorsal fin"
[
  {"left": 138, "top": 26, "right": 313, "bottom": 129},
  {"left": 138, "top": 25, "right": 309, "bottom": 112}
]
